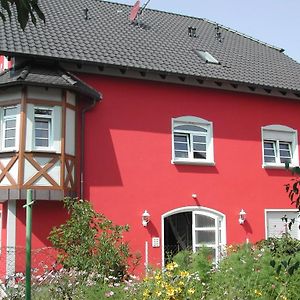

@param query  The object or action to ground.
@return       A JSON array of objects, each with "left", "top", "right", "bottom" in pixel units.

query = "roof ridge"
[{"left": 203, "top": 18, "right": 284, "bottom": 52}]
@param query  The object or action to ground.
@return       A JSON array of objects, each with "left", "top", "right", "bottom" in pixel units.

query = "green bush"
[
  {"left": 48, "top": 197, "right": 131, "bottom": 278},
  {"left": 256, "top": 234, "right": 300, "bottom": 257}
]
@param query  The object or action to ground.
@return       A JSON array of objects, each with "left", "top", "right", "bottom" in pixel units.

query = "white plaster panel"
[
  {"left": 66, "top": 91, "right": 76, "bottom": 105},
  {"left": 27, "top": 86, "right": 62, "bottom": 101},
  {"left": 0, "top": 157, "right": 11, "bottom": 168},
  {"left": 0, "top": 87, "right": 21, "bottom": 102},
  {"left": 52, "top": 106, "right": 62, "bottom": 153},
  {"left": 23, "top": 158, "right": 37, "bottom": 184},
  {"left": 34, "top": 156, "right": 52, "bottom": 168},
  {"left": 65, "top": 108, "right": 75, "bottom": 155},
  {"left": 9, "top": 159, "right": 19, "bottom": 183},
  {"left": 47, "top": 161, "right": 60, "bottom": 185},
  {"left": 34, "top": 176, "right": 51, "bottom": 186},
  {"left": 0, "top": 176, "right": 11, "bottom": 185}
]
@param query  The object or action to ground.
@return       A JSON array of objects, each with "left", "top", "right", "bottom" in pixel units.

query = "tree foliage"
[
  {"left": 284, "top": 163, "right": 300, "bottom": 230},
  {"left": 0, "top": 0, "right": 45, "bottom": 30},
  {"left": 48, "top": 197, "right": 132, "bottom": 278}
]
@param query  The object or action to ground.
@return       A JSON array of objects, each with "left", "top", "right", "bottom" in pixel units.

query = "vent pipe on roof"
[
  {"left": 188, "top": 26, "right": 196, "bottom": 37},
  {"left": 84, "top": 8, "right": 90, "bottom": 20}
]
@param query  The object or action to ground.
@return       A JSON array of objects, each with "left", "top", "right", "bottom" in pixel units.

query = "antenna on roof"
[
  {"left": 129, "top": 0, "right": 141, "bottom": 22},
  {"left": 129, "top": 0, "right": 151, "bottom": 23}
]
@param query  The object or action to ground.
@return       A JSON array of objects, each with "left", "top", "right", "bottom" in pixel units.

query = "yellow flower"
[
  {"left": 167, "top": 288, "right": 175, "bottom": 297},
  {"left": 156, "top": 290, "right": 162, "bottom": 297},
  {"left": 187, "top": 288, "right": 195, "bottom": 295},
  {"left": 178, "top": 281, "right": 185, "bottom": 286},
  {"left": 143, "top": 289, "right": 150, "bottom": 298},
  {"left": 280, "top": 296, "right": 288, "bottom": 300},
  {"left": 179, "top": 271, "right": 189, "bottom": 277},
  {"left": 254, "top": 289, "right": 262, "bottom": 296}
]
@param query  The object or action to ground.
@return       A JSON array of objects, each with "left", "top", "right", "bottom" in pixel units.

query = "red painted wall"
[
  {"left": 78, "top": 74, "right": 298, "bottom": 270},
  {"left": 15, "top": 200, "right": 67, "bottom": 273}
]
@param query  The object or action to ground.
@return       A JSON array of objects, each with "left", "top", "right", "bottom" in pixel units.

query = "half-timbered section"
[{"left": 0, "top": 64, "right": 100, "bottom": 275}]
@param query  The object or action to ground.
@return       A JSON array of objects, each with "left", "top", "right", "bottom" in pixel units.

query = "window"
[
  {"left": 34, "top": 107, "right": 52, "bottom": 149},
  {"left": 194, "top": 50, "right": 220, "bottom": 64},
  {"left": 163, "top": 207, "right": 226, "bottom": 264},
  {"left": 0, "top": 105, "right": 19, "bottom": 151},
  {"left": 172, "top": 116, "right": 214, "bottom": 165},
  {"left": 265, "top": 210, "right": 300, "bottom": 240},
  {"left": 262, "top": 125, "right": 298, "bottom": 168}
]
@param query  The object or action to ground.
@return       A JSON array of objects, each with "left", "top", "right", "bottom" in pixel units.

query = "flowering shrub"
[
  {"left": 3, "top": 238, "right": 300, "bottom": 299},
  {"left": 133, "top": 261, "right": 205, "bottom": 300}
]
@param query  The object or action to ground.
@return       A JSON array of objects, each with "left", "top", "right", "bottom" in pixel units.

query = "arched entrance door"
[{"left": 162, "top": 207, "right": 226, "bottom": 264}]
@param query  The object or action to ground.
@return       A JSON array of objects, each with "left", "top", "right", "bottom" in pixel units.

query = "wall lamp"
[
  {"left": 239, "top": 209, "right": 246, "bottom": 225},
  {"left": 142, "top": 210, "right": 150, "bottom": 227}
]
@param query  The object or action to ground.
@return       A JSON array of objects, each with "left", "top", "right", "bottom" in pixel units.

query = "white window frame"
[
  {"left": 261, "top": 125, "right": 299, "bottom": 169},
  {"left": 172, "top": 116, "right": 214, "bottom": 165},
  {"left": 265, "top": 209, "right": 300, "bottom": 240},
  {"left": 33, "top": 107, "right": 53, "bottom": 151},
  {"left": 0, "top": 105, "right": 20, "bottom": 152}
]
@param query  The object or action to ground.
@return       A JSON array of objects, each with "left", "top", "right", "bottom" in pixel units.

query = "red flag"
[{"left": 129, "top": 0, "right": 140, "bottom": 22}]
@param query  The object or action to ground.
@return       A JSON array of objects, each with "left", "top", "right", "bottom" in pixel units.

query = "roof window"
[{"left": 194, "top": 50, "right": 220, "bottom": 64}]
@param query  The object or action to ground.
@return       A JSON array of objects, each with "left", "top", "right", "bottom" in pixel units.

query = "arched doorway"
[{"left": 162, "top": 206, "right": 226, "bottom": 264}]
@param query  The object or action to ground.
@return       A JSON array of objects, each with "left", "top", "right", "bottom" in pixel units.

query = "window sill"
[
  {"left": 262, "top": 164, "right": 292, "bottom": 170},
  {"left": 31, "top": 149, "right": 59, "bottom": 154},
  {"left": 172, "top": 159, "right": 215, "bottom": 166}
]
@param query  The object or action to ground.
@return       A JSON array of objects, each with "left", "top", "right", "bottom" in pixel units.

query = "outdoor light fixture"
[
  {"left": 239, "top": 209, "right": 246, "bottom": 225},
  {"left": 142, "top": 210, "right": 150, "bottom": 227},
  {"left": 192, "top": 194, "right": 197, "bottom": 199}
]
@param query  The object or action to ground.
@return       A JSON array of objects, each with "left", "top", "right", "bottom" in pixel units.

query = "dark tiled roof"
[
  {"left": 1, "top": 0, "right": 300, "bottom": 92},
  {"left": 0, "top": 64, "right": 101, "bottom": 101}
]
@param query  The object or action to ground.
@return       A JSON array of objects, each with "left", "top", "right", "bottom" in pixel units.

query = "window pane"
[
  {"left": 35, "top": 129, "right": 48, "bottom": 138},
  {"left": 5, "top": 139, "right": 15, "bottom": 148},
  {"left": 280, "top": 150, "right": 291, "bottom": 157},
  {"left": 195, "top": 215, "right": 215, "bottom": 228},
  {"left": 280, "top": 157, "right": 291, "bottom": 163},
  {"left": 5, "top": 120, "right": 16, "bottom": 129},
  {"left": 279, "top": 143, "right": 290, "bottom": 150},
  {"left": 35, "top": 108, "right": 52, "bottom": 116},
  {"left": 4, "top": 107, "right": 17, "bottom": 116},
  {"left": 195, "top": 231, "right": 215, "bottom": 244},
  {"left": 193, "top": 135, "right": 206, "bottom": 143},
  {"left": 194, "top": 152, "right": 206, "bottom": 159},
  {"left": 35, "top": 139, "right": 49, "bottom": 147},
  {"left": 175, "top": 125, "right": 207, "bottom": 132},
  {"left": 5, "top": 129, "right": 15, "bottom": 138},
  {"left": 264, "top": 141, "right": 275, "bottom": 149},
  {"left": 175, "top": 151, "right": 188, "bottom": 158},
  {"left": 193, "top": 143, "right": 206, "bottom": 151},
  {"left": 174, "top": 135, "right": 188, "bottom": 142},
  {"left": 35, "top": 119, "right": 49, "bottom": 129},
  {"left": 264, "top": 156, "right": 276, "bottom": 163},
  {"left": 264, "top": 149, "right": 275, "bottom": 156}
]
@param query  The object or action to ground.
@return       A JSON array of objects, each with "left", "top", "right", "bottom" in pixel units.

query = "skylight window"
[{"left": 194, "top": 50, "right": 220, "bottom": 64}]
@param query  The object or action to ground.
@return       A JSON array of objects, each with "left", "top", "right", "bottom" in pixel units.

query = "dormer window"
[
  {"left": 34, "top": 107, "right": 52, "bottom": 149},
  {"left": 194, "top": 50, "right": 220, "bottom": 64}
]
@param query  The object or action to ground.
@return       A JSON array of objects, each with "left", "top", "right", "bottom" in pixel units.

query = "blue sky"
[{"left": 105, "top": 0, "right": 300, "bottom": 63}]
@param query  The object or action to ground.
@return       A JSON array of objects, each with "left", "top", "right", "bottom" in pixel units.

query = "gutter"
[{"left": 80, "top": 99, "right": 97, "bottom": 199}]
